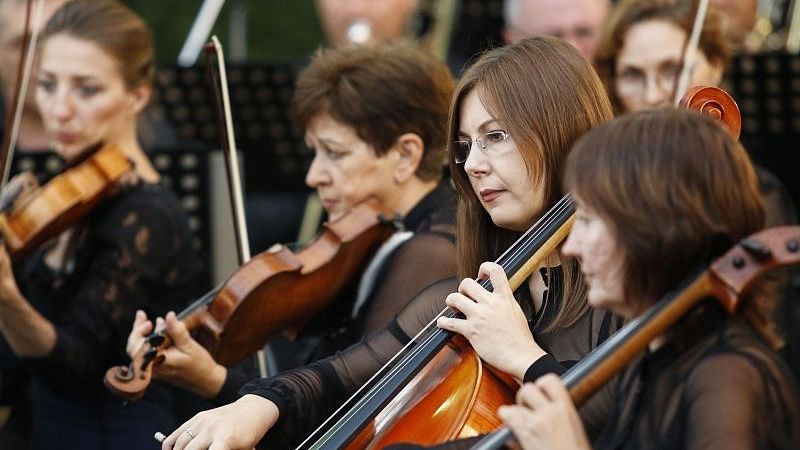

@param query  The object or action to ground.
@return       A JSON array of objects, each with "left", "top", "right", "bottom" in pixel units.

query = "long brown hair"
[
  {"left": 565, "top": 108, "right": 781, "bottom": 347},
  {"left": 593, "top": 0, "right": 729, "bottom": 113},
  {"left": 447, "top": 36, "right": 613, "bottom": 330}
]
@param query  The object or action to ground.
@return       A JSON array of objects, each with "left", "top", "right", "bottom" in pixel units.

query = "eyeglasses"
[
  {"left": 615, "top": 62, "right": 683, "bottom": 98},
  {"left": 453, "top": 130, "right": 511, "bottom": 164}
]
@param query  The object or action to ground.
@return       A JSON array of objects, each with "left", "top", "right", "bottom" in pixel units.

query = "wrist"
[
  {"left": 198, "top": 363, "right": 228, "bottom": 399},
  {"left": 512, "top": 346, "right": 547, "bottom": 381},
  {"left": 239, "top": 394, "right": 280, "bottom": 426}
]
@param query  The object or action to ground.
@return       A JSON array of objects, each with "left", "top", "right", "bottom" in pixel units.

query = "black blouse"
[
  {"left": 7, "top": 182, "right": 205, "bottom": 449},
  {"left": 593, "top": 307, "right": 800, "bottom": 450},
  {"left": 214, "top": 182, "right": 458, "bottom": 403}
]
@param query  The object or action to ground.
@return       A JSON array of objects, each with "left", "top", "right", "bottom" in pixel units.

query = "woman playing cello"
[
  {"left": 0, "top": 1, "right": 203, "bottom": 448},
  {"left": 162, "top": 36, "right": 617, "bottom": 450},
  {"left": 500, "top": 108, "right": 800, "bottom": 449}
]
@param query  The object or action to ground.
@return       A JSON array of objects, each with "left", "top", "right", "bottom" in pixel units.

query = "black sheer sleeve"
[
  {"left": 240, "top": 278, "right": 457, "bottom": 448},
  {"left": 20, "top": 185, "right": 201, "bottom": 393},
  {"left": 240, "top": 271, "right": 619, "bottom": 448},
  {"left": 595, "top": 319, "right": 800, "bottom": 450},
  {"left": 360, "top": 233, "right": 456, "bottom": 335}
]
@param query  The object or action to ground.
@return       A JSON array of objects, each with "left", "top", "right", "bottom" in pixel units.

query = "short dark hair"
[{"left": 291, "top": 42, "right": 454, "bottom": 181}]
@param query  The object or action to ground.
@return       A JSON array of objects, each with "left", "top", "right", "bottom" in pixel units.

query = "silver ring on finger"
[{"left": 186, "top": 428, "right": 195, "bottom": 438}]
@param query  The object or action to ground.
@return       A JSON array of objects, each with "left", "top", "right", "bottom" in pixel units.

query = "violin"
[
  {"left": 0, "top": 144, "right": 133, "bottom": 258},
  {"left": 104, "top": 197, "right": 397, "bottom": 400}
]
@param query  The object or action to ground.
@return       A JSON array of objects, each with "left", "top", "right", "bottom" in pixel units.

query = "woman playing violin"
[
  {"left": 0, "top": 1, "right": 203, "bottom": 449},
  {"left": 161, "top": 36, "right": 617, "bottom": 450},
  {"left": 127, "top": 42, "right": 458, "bottom": 401},
  {"left": 500, "top": 108, "right": 800, "bottom": 450}
]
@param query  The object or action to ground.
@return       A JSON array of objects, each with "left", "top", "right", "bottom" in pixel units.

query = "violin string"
[{"left": 296, "top": 195, "right": 575, "bottom": 447}]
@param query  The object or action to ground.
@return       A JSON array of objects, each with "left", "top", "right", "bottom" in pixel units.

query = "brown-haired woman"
[
  {"left": 500, "top": 108, "right": 800, "bottom": 450},
  {"left": 593, "top": 0, "right": 796, "bottom": 228},
  {"left": 0, "top": 1, "right": 203, "bottom": 449},
  {"left": 162, "top": 36, "right": 617, "bottom": 450},
  {"left": 124, "top": 41, "right": 459, "bottom": 404},
  {"left": 594, "top": 0, "right": 728, "bottom": 114}
]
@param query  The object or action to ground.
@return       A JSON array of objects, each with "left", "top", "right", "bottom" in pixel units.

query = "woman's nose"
[{"left": 304, "top": 155, "right": 329, "bottom": 188}]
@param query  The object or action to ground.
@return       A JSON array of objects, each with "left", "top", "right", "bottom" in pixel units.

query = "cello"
[
  {"left": 469, "top": 84, "right": 754, "bottom": 450},
  {"left": 288, "top": 194, "right": 576, "bottom": 450}
]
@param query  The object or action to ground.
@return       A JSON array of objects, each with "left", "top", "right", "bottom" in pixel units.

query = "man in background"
[{"left": 502, "top": 0, "right": 609, "bottom": 60}]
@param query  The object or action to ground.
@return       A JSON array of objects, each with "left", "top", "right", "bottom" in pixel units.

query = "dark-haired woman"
[
  {"left": 125, "top": 41, "right": 459, "bottom": 403},
  {"left": 500, "top": 108, "right": 800, "bottom": 450}
]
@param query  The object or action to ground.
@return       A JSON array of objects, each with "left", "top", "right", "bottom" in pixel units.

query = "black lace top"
[
  {"left": 239, "top": 266, "right": 617, "bottom": 449},
  {"left": 18, "top": 182, "right": 204, "bottom": 392},
  {"left": 593, "top": 306, "right": 800, "bottom": 450}
]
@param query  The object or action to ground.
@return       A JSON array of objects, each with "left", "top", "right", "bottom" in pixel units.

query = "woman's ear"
[
  {"left": 391, "top": 132, "right": 425, "bottom": 184},
  {"left": 127, "top": 84, "right": 152, "bottom": 116}
]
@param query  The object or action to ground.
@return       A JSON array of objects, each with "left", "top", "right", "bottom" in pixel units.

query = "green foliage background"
[{"left": 121, "top": 1, "right": 325, "bottom": 63}]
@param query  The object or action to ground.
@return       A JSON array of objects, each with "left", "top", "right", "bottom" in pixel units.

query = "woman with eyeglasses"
[
  {"left": 499, "top": 108, "right": 800, "bottom": 450},
  {"left": 593, "top": 0, "right": 796, "bottom": 228},
  {"left": 161, "top": 36, "right": 617, "bottom": 450}
]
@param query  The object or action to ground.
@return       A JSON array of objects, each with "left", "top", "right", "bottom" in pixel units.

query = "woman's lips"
[
  {"left": 321, "top": 199, "right": 338, "bottom": 210},
  {"left": 56, "top": 132, "right": 77, "bottom": 144},
  {"left": 480, "top": 188, "right": 504, "bottom": 203}
]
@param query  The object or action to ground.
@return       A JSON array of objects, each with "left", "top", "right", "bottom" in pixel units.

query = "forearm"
[{"left": 0, "top": 291, "right": 57, "bottom": 357}]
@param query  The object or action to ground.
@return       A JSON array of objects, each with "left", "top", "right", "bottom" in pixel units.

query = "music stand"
[
  {"left": 151, "top": 61, "right": 312, "bottom": 193},
  {"left": 727, "top": 50, "right": 800, "bottom": 208}
]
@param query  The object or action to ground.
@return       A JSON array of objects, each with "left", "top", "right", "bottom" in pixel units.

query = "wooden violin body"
[
  {"left": 105, "top": 198, "right": 397, "bottom": 400},
  {"left": 197, "top": 200, "right": 397, "bottom": 366},
  {"left": 0, "top": 144, "right": 132, "bottom": 258}
]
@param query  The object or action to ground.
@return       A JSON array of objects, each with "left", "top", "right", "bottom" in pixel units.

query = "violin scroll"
[
  {"left": 679, "top": 86, "right": 741, "bottom": 140},
  {"left": 104, "top": 331, "right": 169, "bottom": 401}
]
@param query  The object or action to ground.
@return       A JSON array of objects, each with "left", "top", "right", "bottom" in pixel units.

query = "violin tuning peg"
[
  {"left": 147, "top": 333, "right": 165, "bottom": 347},
  {"left": 739, "top": 238, "right": 772, "bottom": 261}
]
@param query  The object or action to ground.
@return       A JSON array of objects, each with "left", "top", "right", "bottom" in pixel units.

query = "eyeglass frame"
[{"left": 452, "top": 129, "right": 511, "bottom": 164}]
